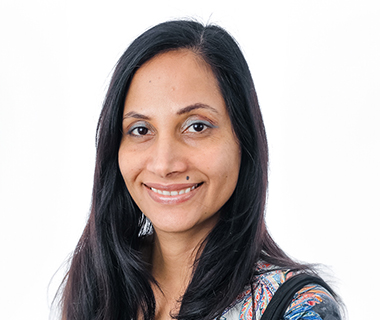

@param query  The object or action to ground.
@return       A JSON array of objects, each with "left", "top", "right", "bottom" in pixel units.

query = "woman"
[{"left": 59, "top": 20, "right": 342, "bottom": 320}]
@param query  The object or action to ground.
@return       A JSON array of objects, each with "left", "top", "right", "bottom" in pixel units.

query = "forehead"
[
  {"left": 124, "top": 49, "right": 226, "bottom": 116},
  {"left": 134, "top": 49, "right": 214, "bottom": 83}
]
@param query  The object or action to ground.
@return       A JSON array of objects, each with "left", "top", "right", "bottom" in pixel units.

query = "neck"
[
  {"left": 151, "top": 231, "right": 201, "bottom": 288},
  {"left": 150, "top": 217, "right": 219, "bottom": 291},
  {"left": 150, "top": 213, "right": 219, "bottom": 285},
  {"left": 146, "top": 218, "right": 218, "bottom": 319}
]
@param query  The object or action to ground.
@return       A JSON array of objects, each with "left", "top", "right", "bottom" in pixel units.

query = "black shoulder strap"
[{"left": 260, "top": 273, "right": 333, "bottom": 320}]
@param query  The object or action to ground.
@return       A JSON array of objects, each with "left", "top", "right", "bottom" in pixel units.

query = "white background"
[{"left": 0, "top": 1, "right": 379, "bottom": 319}]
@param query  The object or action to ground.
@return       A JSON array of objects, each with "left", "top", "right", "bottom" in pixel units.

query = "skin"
[{"left": 118, "top": 49, "right": 241, "bottom": 319}]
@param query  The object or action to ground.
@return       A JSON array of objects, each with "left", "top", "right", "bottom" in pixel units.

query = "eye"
[
  {"left": 128, "top": 125, "right": 151, "bottom": 136},
  {"left": 189, "top": 122, "right": 206, "bottom": 132},
  {"left": 184, "top": 120, "right": 215, "bottom": 134}
]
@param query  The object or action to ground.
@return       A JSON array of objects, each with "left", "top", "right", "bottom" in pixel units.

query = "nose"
[{"left": 146, "top": 135, "right": 188, "bottom": 178}]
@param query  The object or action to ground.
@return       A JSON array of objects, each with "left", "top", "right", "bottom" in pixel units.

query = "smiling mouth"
[{"left": 147, "top": 183, "right": 203, "bottom": 196}]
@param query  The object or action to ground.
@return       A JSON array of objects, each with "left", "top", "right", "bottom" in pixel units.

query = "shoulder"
[
  {"left": 220, "top": 265, "right": 341, "bottom": 320},
  {"left": 283, "top": 283, "right": 341, "bottom": 320}
]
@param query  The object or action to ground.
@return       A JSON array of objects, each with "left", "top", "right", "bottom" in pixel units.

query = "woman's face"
[{"left": 118, "top": 50, "right": 241, "bottom": 236}]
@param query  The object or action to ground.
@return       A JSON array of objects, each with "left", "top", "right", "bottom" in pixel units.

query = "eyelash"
[
  {"left": 183, "top": 120, "right": 215, "bottom": 133},
  {"left": 127, "top": 124, "right": 152, "bottom": 137},
  {"left": 126, "top": 120, "right": 216, "bottom": 137}
]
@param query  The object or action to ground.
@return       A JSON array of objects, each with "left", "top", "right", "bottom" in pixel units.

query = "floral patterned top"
[{"left": 220, "top": 263, "right": 341, "bottom": 320}]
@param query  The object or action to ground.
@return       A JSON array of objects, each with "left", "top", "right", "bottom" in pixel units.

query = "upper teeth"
[{"left": 150, "top": 185, "right": 198, "bottom": 196}]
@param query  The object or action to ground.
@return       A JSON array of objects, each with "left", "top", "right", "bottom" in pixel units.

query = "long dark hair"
[{"left": 60, "top": 20, "right": 305, "bottom": 320}]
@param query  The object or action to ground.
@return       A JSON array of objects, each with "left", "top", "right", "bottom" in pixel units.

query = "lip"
[
  {"left": 144, "top": 182, "right": 203, "bottom": 205},
  {"left": 144, "top": 182, "right": 200, "bottom": 191}
]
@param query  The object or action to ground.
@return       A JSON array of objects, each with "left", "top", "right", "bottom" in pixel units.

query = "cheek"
[
  {"left": 221, "top": 157, "right": 240, "bottom": 190},
  {"left": 207, "top": 141, "right": 241, "bottom": 186},
  {"left": 118, "top": 148, "right": 139, "bottom": 184}
]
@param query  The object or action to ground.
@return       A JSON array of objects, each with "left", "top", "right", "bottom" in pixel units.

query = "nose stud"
[{"left": 186, "top": 176, "right": 190, "bottom": 180}]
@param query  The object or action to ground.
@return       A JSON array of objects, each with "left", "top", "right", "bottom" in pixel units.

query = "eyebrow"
[
  {"left": 122, "top": 112, "right": 151, "bottom": 120},
  {"left": 177, "top": 103, "right": 219, "bottom": 115},
  {"left": 122, "top": 103, "right": 219, "bottom": 120}
]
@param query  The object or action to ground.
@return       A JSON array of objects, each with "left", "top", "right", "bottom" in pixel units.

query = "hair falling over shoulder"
[{"left": 57, "top": 20, "right": 314, "bottom": 320}]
